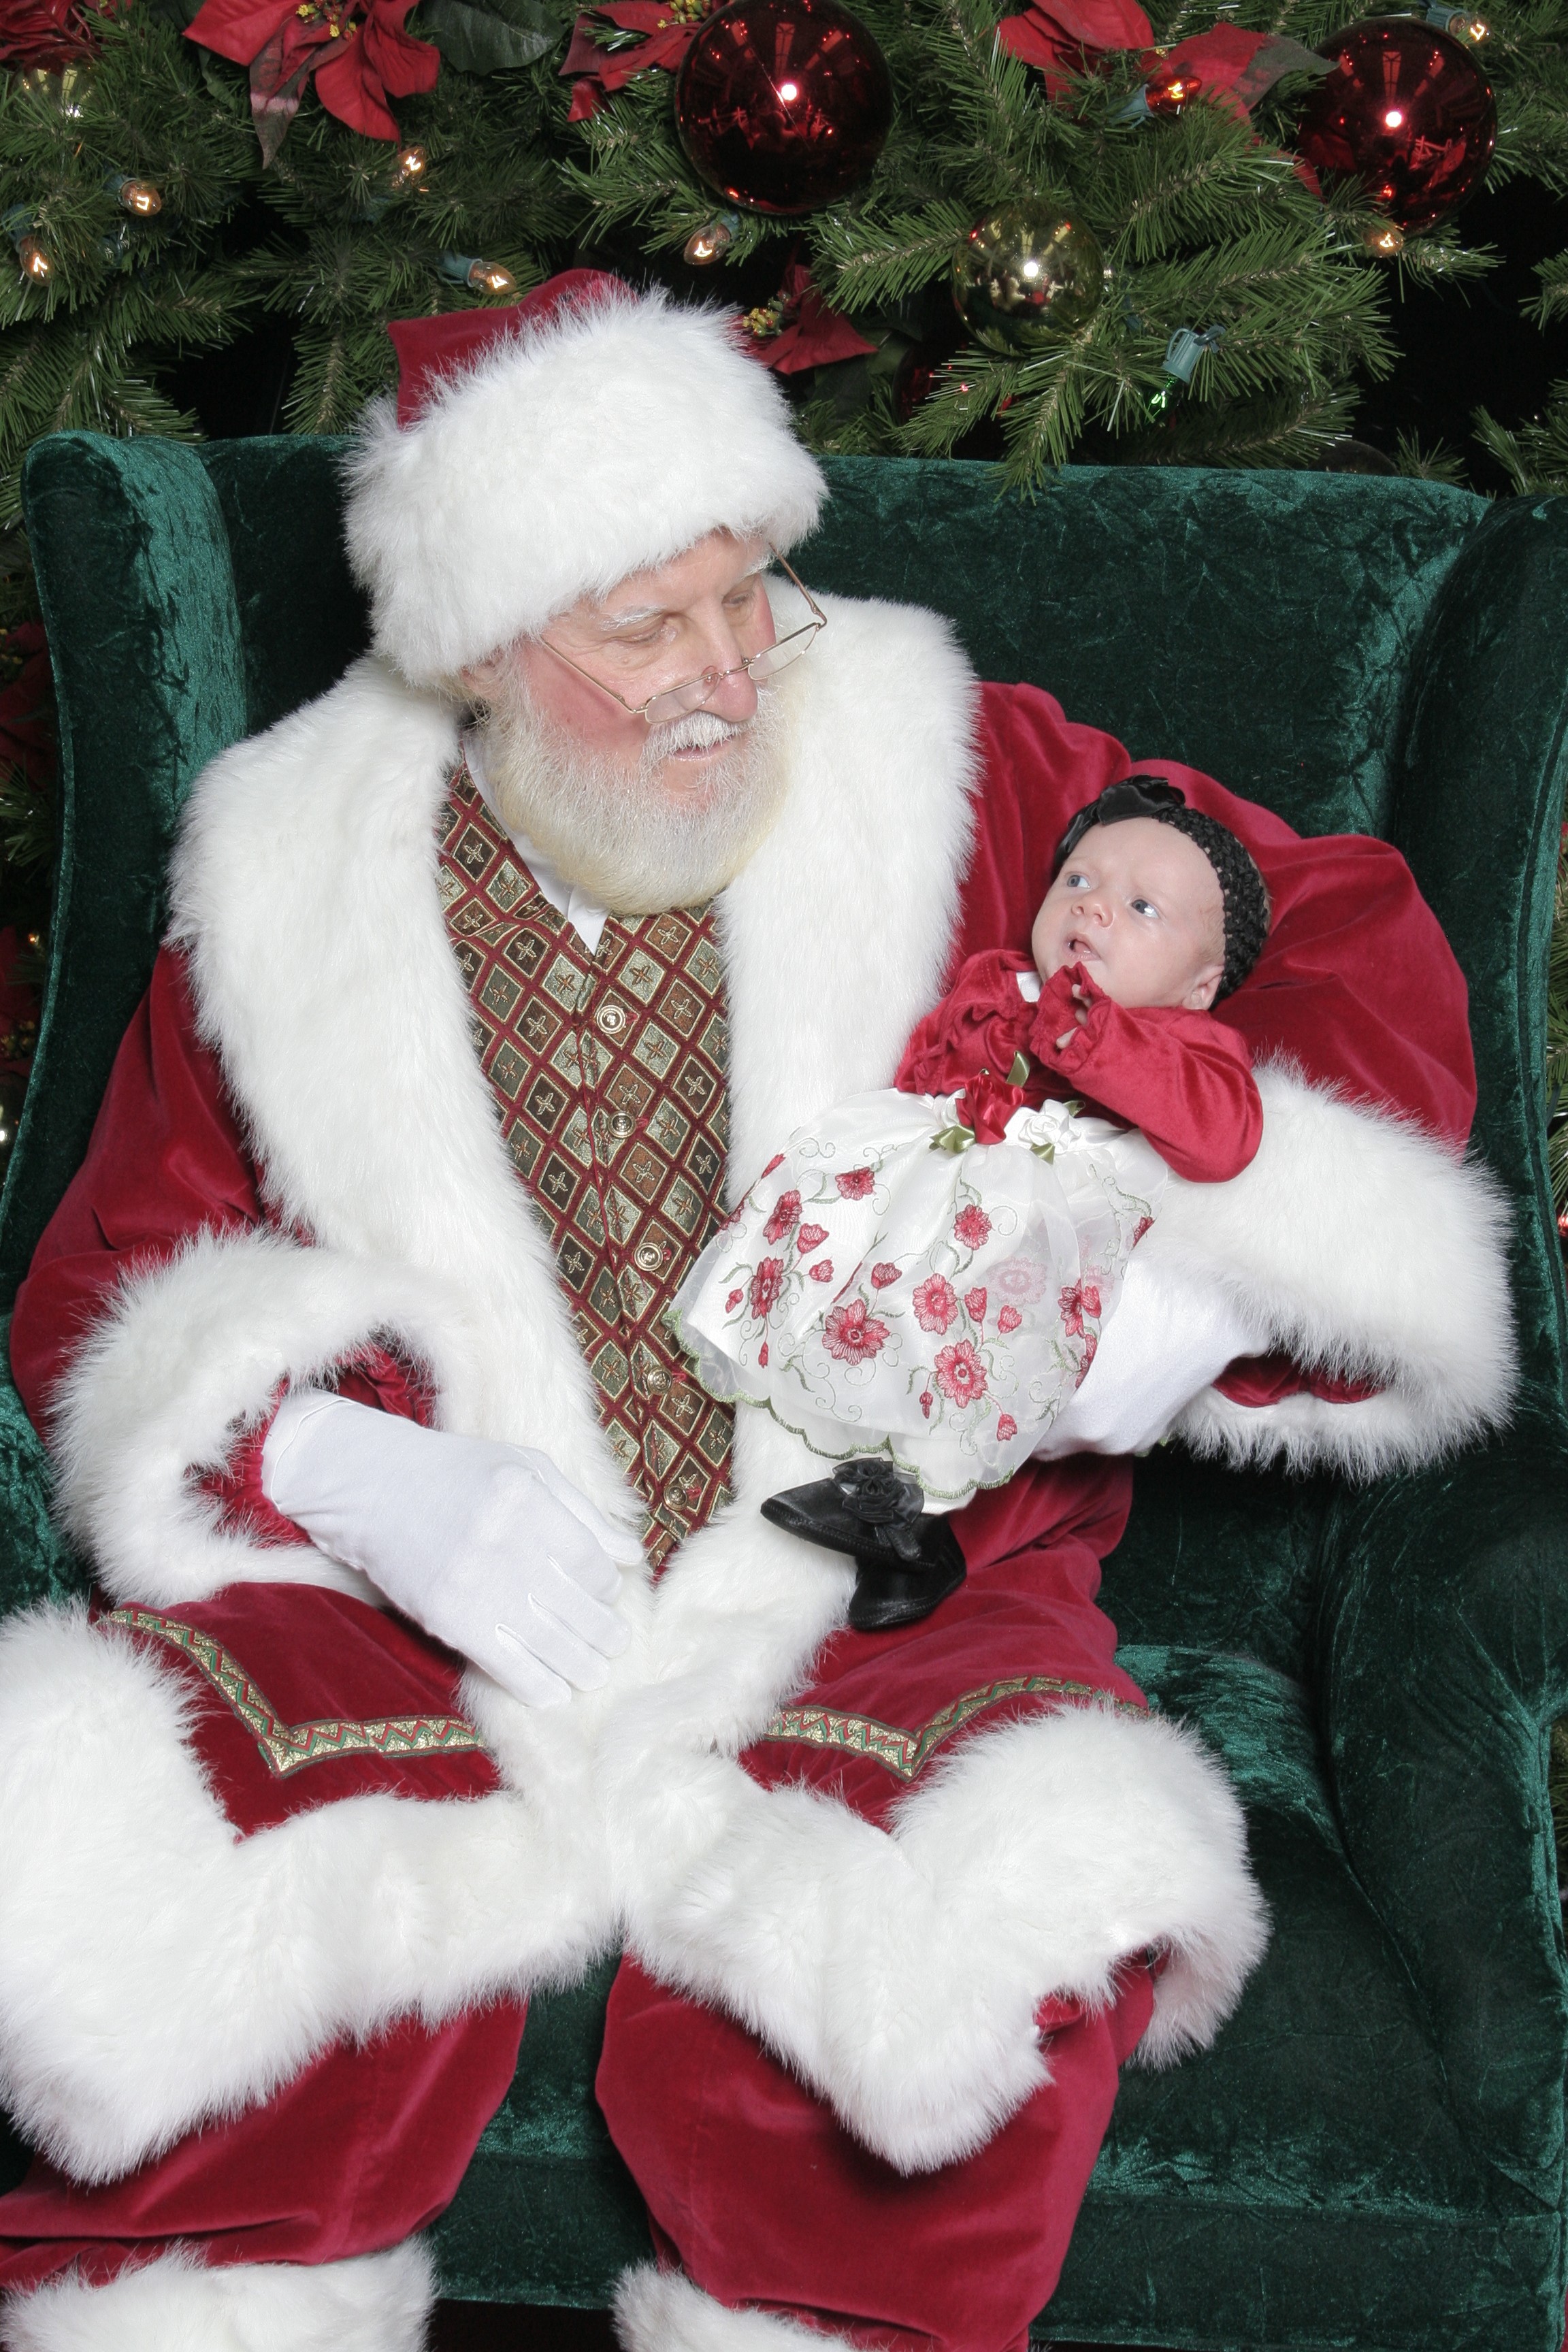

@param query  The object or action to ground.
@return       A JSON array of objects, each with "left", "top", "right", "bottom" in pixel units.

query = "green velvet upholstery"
[{"left": 4, "top": 436, "right": 1568, "bottom": 2352}]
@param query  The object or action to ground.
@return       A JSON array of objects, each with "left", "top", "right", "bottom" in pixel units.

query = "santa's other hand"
[{"left": 261, "top": 1391, "right": 637, "bottom": 1704}]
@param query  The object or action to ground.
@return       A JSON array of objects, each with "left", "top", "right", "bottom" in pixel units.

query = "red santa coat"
[{"left": 0, "top": 591, "right": 1514, "bottom": 2331}]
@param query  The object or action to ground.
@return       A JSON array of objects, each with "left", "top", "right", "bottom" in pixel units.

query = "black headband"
[{"left": 1051, "top": 775, "right": 1272, "bottom": 1000}]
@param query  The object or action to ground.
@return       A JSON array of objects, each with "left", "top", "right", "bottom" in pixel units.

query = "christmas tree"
[{"left": 0, "top": 0, "right": 1565, "bottom": 1178}]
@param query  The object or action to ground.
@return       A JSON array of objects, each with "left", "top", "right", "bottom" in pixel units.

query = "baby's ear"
[{"left": 1183, "top": 964, "right": 1224, "bottom": 1012}]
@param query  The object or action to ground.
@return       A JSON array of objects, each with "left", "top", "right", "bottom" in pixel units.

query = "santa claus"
[{"left": 0, "top": 274, "right": 1514, "bottom": 2352}]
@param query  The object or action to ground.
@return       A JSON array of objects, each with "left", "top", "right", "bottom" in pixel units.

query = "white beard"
[{"left": 478, "top": 681, "right": 789, "bottom": 915}]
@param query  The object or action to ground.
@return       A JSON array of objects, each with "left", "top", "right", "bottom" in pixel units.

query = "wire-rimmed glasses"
[{"left": 538, "top": 551, "right": 826, "bottom": 727}]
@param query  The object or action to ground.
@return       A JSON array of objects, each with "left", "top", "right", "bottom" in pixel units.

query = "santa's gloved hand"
[
  {"left": 1031, "top": 1254, "right": 1264, "bottom": 1460},
  {"left": 261, "top": 1392, "right": 640, "bottom": 1705}
]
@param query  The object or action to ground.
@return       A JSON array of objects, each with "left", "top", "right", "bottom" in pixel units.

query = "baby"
[{"left": 672, "top": 775, "right": 1273, "bottom": 1627}]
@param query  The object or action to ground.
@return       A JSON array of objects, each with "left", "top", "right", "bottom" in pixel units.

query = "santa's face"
[
  {"left": 1031, "top": 817, "right": 1225, "bottom": 1011},
  {"left": 461, "top": 530, "right": 791, "bottom": 915},
  {"left": 467, "top": 530, "right": 777, "bottom": 801}
]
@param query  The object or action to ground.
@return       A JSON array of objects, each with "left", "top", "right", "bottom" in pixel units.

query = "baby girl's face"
[{"left": 1031, "top": 817, "right": 1226, "bottom": 1011}]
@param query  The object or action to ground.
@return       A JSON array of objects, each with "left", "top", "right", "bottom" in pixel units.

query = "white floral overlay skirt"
[{"left": 670, "top": 1089, "right": 1168, "bottom": 1501}]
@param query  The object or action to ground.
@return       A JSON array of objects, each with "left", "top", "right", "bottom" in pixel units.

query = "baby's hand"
[{"left": 1055, "top": 979, "right": 1093, "bottom": 1052}]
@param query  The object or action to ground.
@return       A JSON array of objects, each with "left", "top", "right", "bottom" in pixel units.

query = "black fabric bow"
[{"left": 1051, "top": 774, "right": 1186, "bottom": 873}]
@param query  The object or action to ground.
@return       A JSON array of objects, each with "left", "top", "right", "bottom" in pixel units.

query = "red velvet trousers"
[{"left": 596, "top": 1458, "right": 1155, "bottom": 2352}]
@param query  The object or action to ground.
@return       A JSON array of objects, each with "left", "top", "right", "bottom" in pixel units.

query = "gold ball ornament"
[{"left": 952, "top": 205, "right": 1105, "bottom": 352}]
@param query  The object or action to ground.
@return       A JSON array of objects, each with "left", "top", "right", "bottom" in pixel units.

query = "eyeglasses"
[{"left": 538, "top": 551, "right": 826, "bottom": 728}]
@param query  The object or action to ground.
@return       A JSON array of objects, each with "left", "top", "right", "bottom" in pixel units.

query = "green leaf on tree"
[{"left": 417, "top": 0, "right": 561, "bottom": 75}]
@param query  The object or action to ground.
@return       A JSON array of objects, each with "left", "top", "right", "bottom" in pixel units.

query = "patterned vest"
[{"left": 436, "top": 766, "right": 734, "bottom": 1567}]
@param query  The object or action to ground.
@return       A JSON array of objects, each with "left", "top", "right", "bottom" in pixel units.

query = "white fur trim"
[
  {"left": 606, "top": 1690, "right": 1267, "bottom": 2174},
  {"left": 0, "top": 2241, "right": 434, "bottom": 2352},
  {"left": 1147, "top": 1061, "right": 1518, "bottom": 1475},
  {"left": 343, "top": 289, "right": 826, "bottom": 685},
  {"left": 0, "top": 1605, "right": 613, "bottom": 2181},
  {"left": 615, "top": 2264, "right": 854, "bottom": 2352}
]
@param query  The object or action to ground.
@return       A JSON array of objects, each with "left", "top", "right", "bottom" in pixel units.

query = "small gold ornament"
[
  {"left": 952, "top": 203, "right": 1105, "bottom": 351},
  {"left": 684, "top": 218, "right": 733, "bottom": 265},
  {"left": 1364, "top": 221, "right": 1405, "bottom": 256},
  {"left": 108, "top": 175, "right": 162, "bottom": 218},
  {"left": 392, "top": 144, "right": 427, "bottom": 186}
]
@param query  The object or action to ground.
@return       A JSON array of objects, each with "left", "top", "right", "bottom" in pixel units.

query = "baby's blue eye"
[{"left": 1131, "top": 898, "right": 1158, "bottom": 919}]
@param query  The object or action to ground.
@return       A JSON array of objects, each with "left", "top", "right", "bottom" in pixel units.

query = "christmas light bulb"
[
  {"left": 108, "top": 175, "right": 161, "bottom": 217},
  {"left": 1364, "top": 222, "right": 1405, "bottom": 256},
  {"left": 392, "top": 144, "right": 427, "bottom": 186},
  {"left": 18, "top": 238, "right": 51, "bottom": 282},
  {"left": 684, "top": 219, "right": 733, "bottom": 265},
  {"left": 470, "top": 259, "right": 515, "bottom": 295}
]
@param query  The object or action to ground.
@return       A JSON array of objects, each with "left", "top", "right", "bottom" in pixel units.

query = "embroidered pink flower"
[
  {"left": 764, "top": 1190, "right": 801, "bottom": 1244},
  {"left": 992, "top": 1256, "right": 1050, "bottom": 1303},
  {"left": 808, "top": 1258, "right": 834, "bottom": 1284},
  {"left": 762, "top": 1154, "right": 785, "bottom": 1177},
  {"left": 725, "top": 1287, "right": 743, "bottom": 1311},
  {"left": 870, "top": 1262, "right": 900, "bottom": 1288},
  {"left": 823, "top": 1298, "right": 890, "bottom": 1363},
  {"left": 919, "top": 1390, "right": 934, "bottom": 1419},
  {"left": 997, "top": 1305, "right": 1022, "bottom": 1335},
  {"left": 934, "top": 1339, "right": 987, "bottom": 1409},
  {"left": 997, "top": 1412, "right": 1018, "bottom": 1441},
  {"left": 1074, "top": 1333, "right": 1098, "bottom": 1388},
  {"left": 913, "top": 1274, "right": 958, "bottom": 1334},
  {"left": 965, "top": 1286, "right": 987, "bottom": 1324},
  {"left": 749, "top": 1258, "right": 784, "bottom": 1319},
  {"left": 1133, "top": 1215, "right": 1154, "bottom": 1243},
  {"left": 759, "top": 1340, "right": 770, "bottom": 1367},
  {"left": 1059, "top": 1279, "right": 1102, "bottom": 1339},
  {"left": 797, "top": 1222, "right": 829, "bottom": 1252},
  {"left": 836, "top": 1167, "right": 875, "bottom": 1199},
  {"left": 953, "top": 1203, "right": 992, "bottom": 1250}
]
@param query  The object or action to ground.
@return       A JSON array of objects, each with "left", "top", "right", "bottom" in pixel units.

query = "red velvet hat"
[{"left": 344, "top": 278, "right": 826, "bottom": 689}]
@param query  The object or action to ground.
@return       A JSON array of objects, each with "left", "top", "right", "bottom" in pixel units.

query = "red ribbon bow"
[
  {"left": 185, "top": 0, "right": 438, "bottom": 150},
  {"left": 956, "top": 1067, "right": 1029, "bottom": 1146}
]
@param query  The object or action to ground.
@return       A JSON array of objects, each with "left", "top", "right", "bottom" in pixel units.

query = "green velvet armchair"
[{"left": 3, "top": 437, "right": 1568, "bottom": 2352}]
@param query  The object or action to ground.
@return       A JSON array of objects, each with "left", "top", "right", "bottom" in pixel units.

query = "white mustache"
[{"left": 646, "top": 710, "right": 752, "bottom": 759}]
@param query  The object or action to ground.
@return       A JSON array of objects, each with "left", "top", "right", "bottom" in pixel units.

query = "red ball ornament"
[
  {"left": 675, "top": 0, "right": 893, "bottom": 216},
  {"left": 1294, "top": 15, "right": 1495, "bottom": 233}
]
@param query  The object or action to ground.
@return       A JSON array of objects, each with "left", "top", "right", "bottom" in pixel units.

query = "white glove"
[
  {"left": 1031, "top": 1252, "right": 1265, "bottom": 1460},
  {"left": 261, "top": 1392, "right": 640, "bottom": 1706}
]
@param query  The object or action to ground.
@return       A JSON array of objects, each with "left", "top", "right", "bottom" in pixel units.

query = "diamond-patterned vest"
[{"left": 437, "top": 766, "right": 734, "bottom": 1567}]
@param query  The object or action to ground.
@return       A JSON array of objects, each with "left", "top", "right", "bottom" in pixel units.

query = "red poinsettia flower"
[
  {"left": 823, "top": 1298, "right": 889, "bottom": 1364},
  {"left": 913, "top": 1273, "right": 958, "bottom": 1334},
  {"left": 934, "top": 1339, "right": 987, "bottom": 1409},
  {"left": 953, "top": 1203, "right": 992, "bottom": 1250},
  {"left": 749, "top": 1258, "right": 784, "bottom": 1320},
  {"left": 996, "top": 0, "right": 1151, "bottom": 99},
  {"left": 186, "top": 0, "right": 438, "bottom": 146},
  {"left": 559, "top": 0, "right": 706, "bottom": 120},
  {"left": 797, "top": 1222, "right": 829, "bottom": 1252},
  {"left": 0, "top": 0, "right": 106, "bottom": 70},
  {"left": 741, "top": 263, "right": 876, "bottom": 378},
  {"left": 763, "top": 1188, "right": 802, "bottom": 1244},
  {"left": 1137, "top": 25, "right": 1318, "bottom": 125},
  {"left": 835, "top": 1167, "right": 875, "bottom": 1200}
]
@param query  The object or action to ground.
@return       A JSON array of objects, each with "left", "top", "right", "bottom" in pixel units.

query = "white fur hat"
[{"left": 342, "top": 274, "right": 828, "bottom": 689}]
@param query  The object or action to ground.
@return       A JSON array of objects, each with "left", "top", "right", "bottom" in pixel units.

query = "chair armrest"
[
  {"left": 1317, "top": 1434, "right": 1568, "bottom": 2194},
  {"left": 0, "top": 1327, "right": 88, "bottom": 1612}
]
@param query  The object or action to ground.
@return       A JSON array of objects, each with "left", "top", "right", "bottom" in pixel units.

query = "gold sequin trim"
[
  {"left": 107, "top": 1607, "right": 485, "bottom": 1780},
  {"left": 759, "top": 1674, "right": 1146, "bottom": 1783}
]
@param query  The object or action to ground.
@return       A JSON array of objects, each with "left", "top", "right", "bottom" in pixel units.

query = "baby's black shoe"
[{"left": 760, "top": 1458, "right": 966, "bottom": 1633}]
